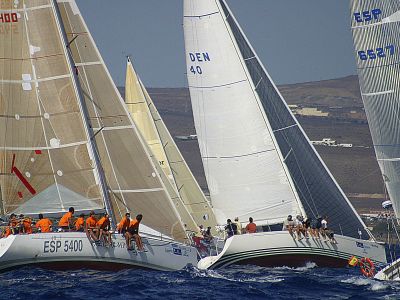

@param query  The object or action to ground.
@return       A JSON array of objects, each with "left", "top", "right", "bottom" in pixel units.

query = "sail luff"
[{"left": 51, "top": 0, "right": 111, "bottom": 221}]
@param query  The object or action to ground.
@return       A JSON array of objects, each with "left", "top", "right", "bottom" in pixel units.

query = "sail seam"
[
  {"left": 75, "top": 61, "right": 101, "bottom": 67},
  {"left": 0, "top": 4, "right": 51, "bottom": 13},
  {"left": 1, "top": 140, "right": 87, "bottom": 151},
  {"left": 0, "top": 74, "right": 70, "bottom": 84}
]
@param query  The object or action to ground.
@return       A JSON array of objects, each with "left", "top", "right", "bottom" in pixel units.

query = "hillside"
[{"left": 120, "top": 75, "right": 385, "bottom": 213}]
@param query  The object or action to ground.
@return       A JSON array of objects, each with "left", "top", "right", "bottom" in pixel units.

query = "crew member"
[
  {"left": 234, "top": 217, "right": 242, "bottom": 234},
  {"left": 225, "top": 219, "right": 237, "bottom": 238},
  {"left": 97, "top": 213, "right": 112, "bottom": 245},
  {"left": 58, "top": 207, "right": 75, "bottom": 231},
  {"left": 75, "top": 213, "right": 85, "bottom": 232},
  {"left": 245, "top": 217, "right": 257, "bottom": 234},
  {"left": 35, "top": 214, "right": 52, "bottom": 233},
  {"left": 85, "top": 211, "right": 98, "bottom": 242},
  {"left": 117, "top": 212, "right": 130, "bottom": 234},
  {"left": 126, "top": 214, "right": 144, "bottom": 251},
  {"left": 22, "top": 215, "right": 33, "bottom": 234}
]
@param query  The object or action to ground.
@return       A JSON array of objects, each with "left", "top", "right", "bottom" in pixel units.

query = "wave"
[{"left": 341, "top": 276, "right": 390, "bottom": 291}]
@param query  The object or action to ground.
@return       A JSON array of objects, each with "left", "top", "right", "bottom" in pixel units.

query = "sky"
[{"left": 76, "top": 0, "right": 356, "bottom": 88}]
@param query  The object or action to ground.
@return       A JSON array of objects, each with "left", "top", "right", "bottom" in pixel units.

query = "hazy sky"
[{"left": 76, "top": 0, "right": 355, "bottom": 87}]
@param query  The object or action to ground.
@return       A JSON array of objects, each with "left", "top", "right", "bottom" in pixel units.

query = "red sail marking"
[{"left": 11, "top": 166, "right": 36, "bottom": 195}]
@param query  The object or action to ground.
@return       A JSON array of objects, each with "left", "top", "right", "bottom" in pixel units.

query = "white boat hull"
[
  {"left": 375, "top": 258, "right": 400, "bottom": 281},
  {"left": 199, "top": 232, "right": 387, "bottom": 270},
  {"left": 0, "top": 232, "right": 197, "bottom": 271}
]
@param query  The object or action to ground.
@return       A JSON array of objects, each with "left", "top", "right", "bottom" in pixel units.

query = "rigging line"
[
  {"left": 91, "top": 126, "right": 104, "bottom": 140},
  {"left": 66, "top": 34, "right": 79, "bottom": 48}
]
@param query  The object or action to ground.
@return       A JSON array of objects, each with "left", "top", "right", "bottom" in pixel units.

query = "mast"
[{"left": 51, "top": 0, "right": 115, "bottom": 225}]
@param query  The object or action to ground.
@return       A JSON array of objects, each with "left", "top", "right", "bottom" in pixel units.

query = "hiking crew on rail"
[{"left": 0, "top": 207, "right": 147, "bottom": 251}]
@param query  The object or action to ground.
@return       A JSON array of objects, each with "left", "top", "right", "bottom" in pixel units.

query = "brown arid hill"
[{"left": 119, "top": 75, "right": 386, "bottom": 214}]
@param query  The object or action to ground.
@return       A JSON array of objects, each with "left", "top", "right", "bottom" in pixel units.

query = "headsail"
[
  {"left": 125, "top": 58, "right": 217, "bottom": 232},
  {"left": 350, "top": 1, "right": 400, "bottom": 220},
  {"left": 184, "top": 0, "right": 370, "bottom": 239},
  {"left": 0, "top": 0, "right": 104, "bottom": 216}
]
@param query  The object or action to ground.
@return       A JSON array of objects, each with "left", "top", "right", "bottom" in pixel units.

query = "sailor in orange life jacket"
[
  {"left": 35, "top": 214, "right": 52, "bottom": 233},
  {"left": 22, "top": 215, "right": 33, "bottom": 234},
  {"left": 74, "top": 213, "right": 85, "bottom": 232},
  {"left": 125, "top": 214, "right": 144, "bottom": 251},
  {"left": 85, "top": 211, "right": 99, "bottom": 242},
  {"left": 97, "top": 213, "right": 112, "bottom": 245},
  {"left": 58, "top": 207, "right": 75, "bottom": 231},
  {"left": 117, "top": 212, "right": 130, "bottom": 234},
  {"left": 10, "top": 214, "right": 19, "bottom": 234}
]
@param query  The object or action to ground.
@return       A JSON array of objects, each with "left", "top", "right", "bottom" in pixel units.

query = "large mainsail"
[
  {"left": 55, "top": 0, "right": 191, "bottom": 241},
  {"left": 350, "top": 1, "right": 400, "bottom": 219},
  {"left": 184, "top": 0, "right": 370, "bottom": 238},
  {"left": 0, "top": 0, "right": 104, "bottom": 215},
  {"left": 125, "top": 59, "right": 217, "bottom": 231}
]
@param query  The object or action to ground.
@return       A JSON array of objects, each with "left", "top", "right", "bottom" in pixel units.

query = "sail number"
[
  {"left": 354, "top": 9, "right": 381, "bottom": 23},
  {"left": 188, "top": 52, "right": 211, "bottom": 75},
  {"left": 43, "top": 240, "right": 83, "bottom": 253},
  {"left": 0, "top": 13, "right": 18, "bottom": 23},
  {"left": 358, "top": 45, "right": 395, "bottom": 61}
]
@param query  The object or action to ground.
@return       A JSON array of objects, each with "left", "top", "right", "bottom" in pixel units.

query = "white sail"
[
  {"left": 0, "top": 0, "right": 104, "bottom": 216},
  {"left": 184, "top": 0, "right": 371, "bottom": 239},
  {"left": 125, "top": 59, "right": 217, "bottom": 231},
  {"left": 183, "top": 0, "right": 303, "bottom": 226},
  {"left": 350, "top": 1, "right": 400, "bottom": 219}
]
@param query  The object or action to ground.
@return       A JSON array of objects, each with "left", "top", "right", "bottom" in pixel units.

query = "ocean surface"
[{"left": 1, "top": 263, "right": 399, "bottom": 299}]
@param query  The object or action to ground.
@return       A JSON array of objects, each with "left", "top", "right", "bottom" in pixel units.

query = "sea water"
[{"left": 0, "top": 263, "right": 398, "bottom": 299}]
